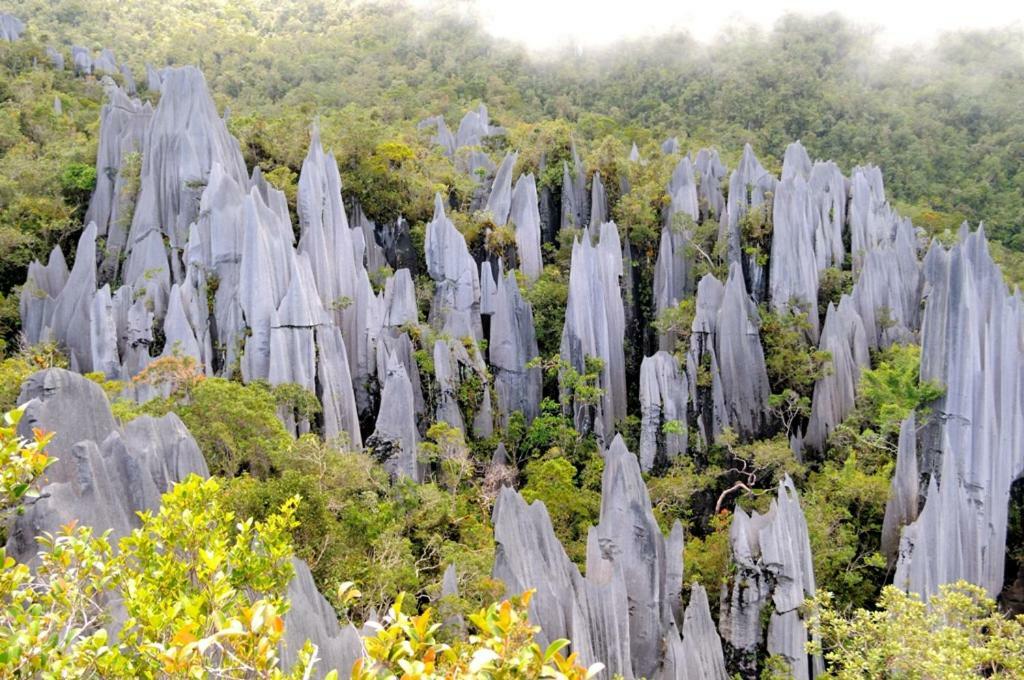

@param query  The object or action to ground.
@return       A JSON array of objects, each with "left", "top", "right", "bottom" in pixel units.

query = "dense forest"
[{"left": 1, "top": 1, "right": 1023, "bottom": 678}]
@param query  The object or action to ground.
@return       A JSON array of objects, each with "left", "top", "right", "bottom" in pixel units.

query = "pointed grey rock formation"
[
  {"left": 715, "top": 263, "right": 771, "bottom": 440},
  {"left": 638, "top": 351, "right": 688, "bottom": 471},
  {"left": 695, "top": 148, "right": 727, "bottom": 222},
  {"left": 350, "top": 201, "right": 388, "bottom": 275},
  {"left": 20, "top": 245, "right": 68, "bottom": 345},
  {"left": 283, "top": 559, "right": 364, "bottom": 678},
  {"left": 804, "top": 296, "right": 869, "bottom": 451},
  {"left": 807, "top": 161, "right": 846, "bottom": 270},
  {"left": 721, "top": 477, "right": 822, "bottom": 680},
  {"left": 486, "top": 151, "right": 518, "bottom": 225},
  {"left": 894, "top": 226, "right": 1024, "bottom": 599},
  {"left": 7, "top": 369, "right": 207, "bottom": 565},
  {"left": 490, "top": 270, "right": 541, "bottom": 427},
  {"left": 50, "top": 223, "right": 99, "bottom": 372},
  {"left": 769, "top": 175, "right": 820, "bottom": 341},
  {"left": 0, "top": 13, "right": 24, "bottom": 41},
  {"left": 510, "top": 173, "right": 543, "bottom": 281},
  {"left": 368, "top": 351, "right": 422, "bottom": 482},
  {"left": 661, "top": 137, "right": 680, "bottom": 155},
  {"left": 128, "top": 67, "right": 248, "bottom": 263},
  {"left": 587, "top": 435, "right": 684, "bottom": 679},
  {"left": 881, "top": 414, "right": 919, "bottom": 563},
  {"left": 46, "top": 46, "right": 64, "bottom": 70},
  {"left": 678, "top": 584, "right": 729, "bottom": 680},
  {"left": 90, "top": 285, "right": 121, "bottom": 379},
  {"left": 297, "top": 124, "right": 373, "bottom": 412},
  {"left": 561, "top": 143, "right": 589, "bottom": 231},
  {"left": 85, "top": 83, "right": 152, "bottom": 277},
  {"left": 425, "top": 194, "right": 482, "bottom": 341},
  {"left": 492, "top": 486, "right": 634, "bottom": 678},
  {"left": 686, "top": 273, "right": 727, "bottom": 445},
  {"left": 71, "top": 46, "right": 92, "bottom": 75},
  {"left": 629, "top": 143, "right": 641, "bottom": 163},
  {"left": 93, "top": 48, "right": 118, "bottom": 75},
  {"left": 560, "top": 223, "right": 627, "bottom": 442},
  {"left": 723, "top": 144, "right": 775, "bottom": 301},
  {"left": 590, "top": 171, "right": 608, "bottom": 227},
  {"left": 849, "top": 218, "right": 921, "bottom": 349},
  {"left": 667, "top": 156, "right": 699, "bottom": 225}
]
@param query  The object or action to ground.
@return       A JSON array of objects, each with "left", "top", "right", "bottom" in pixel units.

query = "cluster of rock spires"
[
  {"left": 493, "top": 435, "right": 731, "bottom": 680},
  {"left": 7, "top": 368, "right": 363, "bottom": 677},
  {"left": 9, "top": 21, "right": 1024, "bottom": 679}
]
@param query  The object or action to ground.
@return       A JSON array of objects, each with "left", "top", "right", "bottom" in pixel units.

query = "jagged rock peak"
[
  {"left": 486, "top": 150, "right": 518, "bottom": 225},
  {"left": 769, "top": 175, "right": 820, "bottom": 342},
  {"left": 425, "top": 193, "right": 482, "bottom": 340},
  {"left": 0, "top": 13, "right": 25, "bottom": 41},
  {"left": 638, "top": 351, "right": 688, "bottom": 472},
  {"left": 510, "top": 172, "right": 543, "bottom": 281},
  {"left": 560, "top": 223, "right": 627, "bottom": 442},
  {"left": 894, "top": 225, "right": 1024, "bottom": 599},
  {"left": 490, "top": 269, "right": 542, "bottom": 428},
  {"left": 129, "top": 66, "right": 248, "bottom": 258}
]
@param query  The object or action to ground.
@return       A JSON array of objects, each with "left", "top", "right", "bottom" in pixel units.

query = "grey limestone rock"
[
  {"left": 425, "top": 194, "right": 482, "bottom": 341},
  {"left": 561, "top": 143, "right": 589, "bottom": 231},
  {"left": 894, "top": 226, "right": 1024, "bottom": 599},
  {"left": 283, "top": 559, "right": 364, "bottom": 678},
  {"left": 84, "top": 83, "right": 152, "bottom": 276},
  {"left": 6, "top": 369, "right": 206, "bottom": 565},
  {"left": 590, "top": 171, "right": 608, "bottom": 227},
  {"left": 678, "top": 584, "right": 729, "bottom": 680},
  {"left": 128, "top": 66, "right": 248, "bottom": 260},
  {"left": 723, "top": 144, "right": 775, "bottom": 301},
  {"left": 560, "top": 223, "right": 627, "bottom": 442},
  {"left": 586, "top": 435, "right": 682, "bottom": 679},
  {"left": 492, "top": 486, "right": 634, "bottom": 678},
  {"left": 485, "top": 151, "right": 518, "bottom": 225},
  {"left": 49, "top": 223, "right": 99, "bottom": 372},
  {"left": 0, "top": 14, "right": 24, "bottom": 41},
  {"left": 490, "top": 269, "right": 541, "bottom": 428},
  {"left": 694, "top": 148, "right": 726, "bottom": 222},
  {"left": 715, "top": 263, "right": 771, "bottom": 440},
  {"left": 769, "top": 175, "right": 820, "bottom": 342},
  {"left": 46, "top": 46, "right": 64, "bottom": 70},
  {"left": 93, "top": 48, "right": 118, "bottom": 75},
  {"left": 804, "top": 296, "right": 869, "bottom": 451},
  {"left": 510, "top": 173, "right": 543, "bottom": 281},
  {"left": 71, "top": 45, "right": 92, "bottom": 75},
  {"left": 881, "top": 414, "right": 919, "bottom": 563},
  {"left": 721, "top": 477, "right": 822, "bottom": 679},
  {"left": 20, "top": 245, "right": 68, "bottom": 345},
  {"left": 638, "top": 351, "right": 688, "bottom": 472},
  {"left": 368, "top": 351, "right": 422, "bottom": 482}
]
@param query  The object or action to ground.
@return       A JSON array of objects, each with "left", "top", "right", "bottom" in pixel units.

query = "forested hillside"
[{"left": 1, "top": 2, "right": 1023, "bottom": 678}]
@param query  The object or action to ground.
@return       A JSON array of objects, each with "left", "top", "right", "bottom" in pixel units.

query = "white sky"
[{"left": 433, "top": 0, "right": 1024, "bottom": 51}]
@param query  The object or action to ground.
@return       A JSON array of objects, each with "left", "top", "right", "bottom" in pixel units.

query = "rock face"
[
  {"left": 560, "top": 223, "right": 627, "bottom": 442},
  {"left": 6, "top": 370, "right": 207, "bottom": 567},
  {"left": 490, "top": 269, "right": 541, "bottom": 428},
  {"left": 690, "top": 263, "right": 770, "bottom": 441},
  {"left": 561, "top": 143, "right": 589, "bottom": 230},
  {"left": 6, "top": 369, "right": 359, "bottom": 679},
  {"left": 721, "top": 477, "right": 822, "bottom": 680},
  {"left": 0, "top": 13, "right": 24, "bottom": 41},
  {"left": 804, "top": 296, "right": 869, "bottom": 451},
  {"left": 368, "top": 351, "right": 422, "bottom": 482},
  {"left": 769, "top": 175, "right": 820, "bottom": 342},
  {"left": 493, "top": 436, "right": 727, "bottom": 680},
  {"left": 893, "top": 226, "right": 1024, "bottom": 600},
  {"left": 881, "top": 413, "right": 919, "bottom": 563},
  {"left": 510, "top": 173, "right": 543, "bottom": 281},
  {"left": 638, "top": 351, "right": 688, "bottom": 472},
  {"left": 425, "top": 194, "right": 482, "bottom": 341},
  {"left": 722, "top": 144, "right": 775, "bottom": 301}
]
